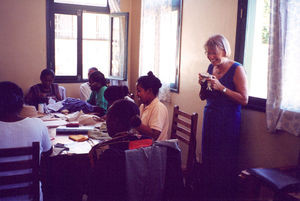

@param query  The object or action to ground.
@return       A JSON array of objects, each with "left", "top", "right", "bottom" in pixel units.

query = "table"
[{"left": 40, "top": 113, "right": 105, "bottom": 201}]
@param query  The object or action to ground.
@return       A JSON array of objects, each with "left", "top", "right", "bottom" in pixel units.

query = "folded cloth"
[{"left": 60, "top": 97, "right": 94, "bottom": 113}]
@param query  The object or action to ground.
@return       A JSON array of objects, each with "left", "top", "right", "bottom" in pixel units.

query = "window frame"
[
  {"left": 46, "top": 0, "right": 129, "bottom": 83},
  {"left": 171, "top": 0, "right": 183, "bottom": 92},
  {"left": 234, "top": 0, "right": 266, "bottom": 112}
]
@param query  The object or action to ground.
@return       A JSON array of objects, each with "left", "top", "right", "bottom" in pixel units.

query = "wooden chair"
[
  {"left": 0, "top": 142, "right": 40, "bottom": 201},
  {"left": 171, "top": 105, "right": 198, "bottom": 187}
]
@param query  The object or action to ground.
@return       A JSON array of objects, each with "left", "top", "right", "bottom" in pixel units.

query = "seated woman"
[
  {"left": 25, "top": 68, "right": 62, "bottom": 109},
  {"left": 87, "top": 71, "right": 108, "bottom": 116},
  {"left": 0, "top": 81, "right": 52, "bottom": 201},
  {"left": 135, "top": 71, "right": 169, "bottom": 141},
  {"left": 88, "top": 99, "right": 152, "bottom": 201}
]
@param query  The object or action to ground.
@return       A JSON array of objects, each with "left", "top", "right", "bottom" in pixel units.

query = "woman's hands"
[
  {"left": 207, "top": 77, "right": 224, "bottom": 91},
  {"left": 198, "top": 73, "right": 224, "bottom": 91}
]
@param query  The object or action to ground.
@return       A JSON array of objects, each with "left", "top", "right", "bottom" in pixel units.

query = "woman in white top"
[
  {"left": 136, "top": 71, "right": 169, "bottom": 141},
  {"left": 0, "top": 81, "right": 52, "bottom": 201}
]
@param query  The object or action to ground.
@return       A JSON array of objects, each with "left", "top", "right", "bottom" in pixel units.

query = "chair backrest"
[
  {"left": 171, "top": 105, "right": 198, "bottom": 175},
  {"left": 0, "top": 142, "right": 40, "bottom": 201}
]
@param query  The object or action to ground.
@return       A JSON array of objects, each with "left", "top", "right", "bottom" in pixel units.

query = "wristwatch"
[{"left": 222, "top": 87, "right": 227, "bottom": 93}]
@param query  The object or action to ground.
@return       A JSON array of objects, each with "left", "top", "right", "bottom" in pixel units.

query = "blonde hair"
[{"left": 204, "top": 34, "right": 231, "bottom": 57}]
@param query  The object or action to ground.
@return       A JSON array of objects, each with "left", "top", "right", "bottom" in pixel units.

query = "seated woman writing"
[
  {"left": 87, "top": 71, "right": 108, "bottom": 116},
  {"left": 135, "top": 71, "right": 169, "bottom": 141},
  {"left": 88, "top": 99, "right": 152, "bottom": 201},
  {"left": 25, "top": 68, "right": 62, "bottom": 109}
]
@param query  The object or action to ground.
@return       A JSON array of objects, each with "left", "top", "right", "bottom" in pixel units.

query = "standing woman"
[
  {"left": 198, "top": 34, "right": 248, "bottom": 200},
  {"left": 136, "top": 71, "right": 169, "bottom": 141}
]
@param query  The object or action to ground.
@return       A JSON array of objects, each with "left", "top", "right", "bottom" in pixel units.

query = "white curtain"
[
  {"left": 108, "top": 0, "right": 120, "bottom": 12},
  {"left": 139, "top": 0, "right": 179, "bottom": 102},
  {"left": 266, "top": 0, "right": 300, "bottom": 136}
]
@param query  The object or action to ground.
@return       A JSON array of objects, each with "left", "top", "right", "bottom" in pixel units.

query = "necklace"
[{"left": 215, "top": 66, "right": 223, "bottom": 75}]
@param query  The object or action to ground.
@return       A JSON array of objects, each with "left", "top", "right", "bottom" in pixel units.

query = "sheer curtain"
[
  {"left": 266, "top": 0, "right": 300, "bottom": 136},
  {"left": 139, "top": 0, "right": 179, "bottom": 102}
]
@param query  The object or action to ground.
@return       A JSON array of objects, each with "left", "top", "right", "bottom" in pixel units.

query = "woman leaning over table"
[
  {"left": 198, "top": 34, "right": 248, "bottom": 201},
  {"left": 0, "top": 81, "right": 52, "bottom": 201},
  {"left": 136, "top": 71, "right": 169, "bottom": 141}
]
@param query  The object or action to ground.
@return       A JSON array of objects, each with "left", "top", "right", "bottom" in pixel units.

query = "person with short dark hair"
[
  {"left": 0, "top": 81, "right": 52, "bottom": 201},
  {"left": 80, "top": 67, "right": 98, "bottom": 101},
  {"left": 87, "top": 71, "right": 108, "bottom": 115},
  {"left": 104, "top": 85, "right": 134, "bottom": 108},
  {"left": 135, "top": 71, "right": 169, "bottom": 141},
  {"left": 25, "top": 68, "right": 62, "bottom": 108}
]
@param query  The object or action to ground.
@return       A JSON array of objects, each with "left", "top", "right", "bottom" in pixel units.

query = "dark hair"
[
  {"left": 137, "top": 71, "right": 162, "bottom": 96},
  {"left": 89, "top": 71, "right": 107, "bottom": 86},
  {"left": 89, "top": 67, "right": 98, "bottom": 72},
  {"left": 40, "top": 68, "right": 55, "bottom": 80},
  {"left": 104, "top": 86, "right": 129, "bottom": 104},
  {"left": 106, "top": 99, "right": 141, "bottom": 136},
  {"left": 0, "top": 81, "right": 24, "bottom": 116}
]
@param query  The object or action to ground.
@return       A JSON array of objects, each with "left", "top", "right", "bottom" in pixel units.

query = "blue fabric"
[
  {"left": 125, "top": 140, "right": 181, "bottom": 201},
  {"left": 60, "top": 97, "right": 94, "bottom": 113},
  {"left": 201, "top": 62, "right": 242, "bottom": 199}
]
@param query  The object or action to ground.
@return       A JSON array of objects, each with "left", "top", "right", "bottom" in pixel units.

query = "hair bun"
[
  {"left": 129, "top": 115, "right": 141, "bottom": 128},
  {"left": 147, "top": 71, "right": 154, "bottom": 77}
]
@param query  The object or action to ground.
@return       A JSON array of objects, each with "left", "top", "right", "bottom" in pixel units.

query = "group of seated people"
[
  {"left": 22, "top": 67, "right": 169, "bottom": 141},
  {"left": 0, "top": 68, "right": 171, "bottom": 200}
]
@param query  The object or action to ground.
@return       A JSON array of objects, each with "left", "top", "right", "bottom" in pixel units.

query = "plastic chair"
[
  {"left": 0, "top": 142, "right": 40, "bottom": 201},
  {"left": 171, "top": 105, "right": 198, "bottom": 187}
]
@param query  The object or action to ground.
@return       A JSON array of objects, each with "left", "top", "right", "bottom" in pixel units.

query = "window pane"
[
  {"left": 82, "top": 12, "right": 110, "bottom": 79},
  {"left": 159, "top": 10, "right": 178, "bottom": 84},
  {"left": 111, "top": 15, "right": 127, "bottom": 78},
  {"left": 139, "top": 0, "right": 181, "bottom": 88},
  {"left": 55, "top": 14, "right": 77, "bottom": 76},
  {"left": 243, "top": 0, "right": 270, "bottom": 99},
  {"left": 54, "top": 0, "right": 107, "bottom": 7}
]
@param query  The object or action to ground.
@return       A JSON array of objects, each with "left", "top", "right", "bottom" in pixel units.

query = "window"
[
  {"left": 46, "top": 0, "right": 128, "bottom": 82},
  {"left": 235, "top": 0, "right": 270, "bottom": 111},
  {"left": 139, "top": 0, "right": 183, "bottom": 92}
]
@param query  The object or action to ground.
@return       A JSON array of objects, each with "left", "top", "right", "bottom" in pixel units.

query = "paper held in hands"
[{"left": 200, "top": 73, "right": 214, "bottom": 91}]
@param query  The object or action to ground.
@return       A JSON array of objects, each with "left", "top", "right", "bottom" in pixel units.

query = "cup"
[{"left": 38, "top": 103, "right": 44, "bottom": 113}]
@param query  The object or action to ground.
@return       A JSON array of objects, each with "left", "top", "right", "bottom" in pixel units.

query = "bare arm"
[{"left": 136, "top": 125, "right": 160, "bottom": 141}]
